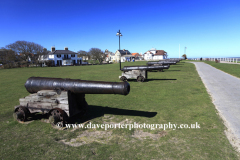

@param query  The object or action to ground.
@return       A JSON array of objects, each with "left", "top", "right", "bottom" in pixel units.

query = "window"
[
  {"left": 57, "top": 54, "right": 61, "bottom": 58},
  {"left": 71, "top": 54, "right": 75, "bottom": 57},
  {"left": 64, "top": 55, "right": 68, "bottom": 59},
  {"left": 49, "top": 55, "right": 54, "bottom": 58}
]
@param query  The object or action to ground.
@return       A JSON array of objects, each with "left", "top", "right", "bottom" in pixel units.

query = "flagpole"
[{"left": 179, "top": 44, "right": 180, "bottom": 58}]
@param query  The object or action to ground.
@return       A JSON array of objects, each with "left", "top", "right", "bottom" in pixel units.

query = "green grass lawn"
[
  {"left": 202, "top": 61, "right": 240, "bottom": 78},
  {"left": 0, "top": 61, "right": 239, "bottom": 159}
]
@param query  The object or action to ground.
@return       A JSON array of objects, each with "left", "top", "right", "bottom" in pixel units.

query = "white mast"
[{"left": 179, "top": 44, "right": 180, "bottom": 58}]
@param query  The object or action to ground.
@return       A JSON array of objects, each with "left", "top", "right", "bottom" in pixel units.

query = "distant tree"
[
  {"left": 0, "top": 48, "right": 17, "bottom": 65},
  {"left": 182, "top": 54, "right": 187, "bottom": 59},
  {"left": 37, "top": 48, "right": 49, "bottom": 57},
  {"left": 77, "top": 50, "right": 89, "bottom": 57},
  {"left": 35, "top": 48, "right": 50, "bottom": 67},
  {"left": 88, "top": 48, "right": 106, "bottom": 64},
  {"left": 5, "top": 41, "right": 44, "bottom": 62}
]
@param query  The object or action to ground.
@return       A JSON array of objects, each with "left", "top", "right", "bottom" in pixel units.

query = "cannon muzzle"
[{"left": 25, "top": 77, "right": 130, "bottom": 95}]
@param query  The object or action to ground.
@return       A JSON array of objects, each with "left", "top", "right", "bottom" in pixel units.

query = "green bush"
[{"left": 45, "top": 60, "right": 54, "bottom": 67}]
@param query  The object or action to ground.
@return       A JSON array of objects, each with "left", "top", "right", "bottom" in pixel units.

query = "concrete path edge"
[{"left": 189, "top": 62, "right": 240, "bottom": 152}]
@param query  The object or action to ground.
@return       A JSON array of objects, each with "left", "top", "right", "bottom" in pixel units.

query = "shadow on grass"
[
  {"left": 144, "top": 79, "right": 177, "bottom": 82},
  {"left": 126, "top": 78, "right": 177, "bottom": 82},
  {"left": 22, "top": 105, "right": 157, "bottom": 124},
  {"left": 149, "top": 69, "right": 181, "bottom": 72},
  {"left": 170, "top": 66, "right": 182, "bottom": 67},
  {"left": 72, "top": 105, "right": 157, "bottom": 123},
  {"left": 148, "top": 70, "right": 166, "bottom": 72}
]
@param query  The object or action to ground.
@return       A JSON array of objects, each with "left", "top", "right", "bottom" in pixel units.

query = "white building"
[
  {"left": 143, "top": 51, "right": 154, "bottom": 60},
  {"left": 153, "top": 50, "right": 167, "bottom": 60},
  {"left": 115, "top": 49, "right": 134, "bottom": 62},
  {"left": 143, "top": 48, "right": 167, "bottom": 60},
  {"left": 149, "top": 48, "right": 157, "bottom": 54},
  {"left": 105, "top": 49, "right": 116, "bottom": 62},
  {"left": 39, "top": 47, "right": 82, "bottom": 66}
]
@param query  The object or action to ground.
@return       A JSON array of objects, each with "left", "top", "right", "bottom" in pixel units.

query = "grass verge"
[
  {"left": 202, "top": 61, "right": 240, "bottom": 78},
  {"left": 0, "top": 61, "right": 239, "bottom": 159}
]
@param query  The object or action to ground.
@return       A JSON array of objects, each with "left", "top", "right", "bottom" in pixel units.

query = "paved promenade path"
[{"left": 190, "top": 62, "right": 240, "bottom": 151}]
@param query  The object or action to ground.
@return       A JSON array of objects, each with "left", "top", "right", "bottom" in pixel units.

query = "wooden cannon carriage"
[{"left": 13, "top": 77, "right": 130, "bottom": 126}]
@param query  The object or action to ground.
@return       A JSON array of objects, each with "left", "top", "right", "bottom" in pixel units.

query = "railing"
[
  {"left": 190, "top": 58, "right": 240, "bottom": 64},
  {"left": 205, "top": 58, "right": 240, "bottom": 64}
]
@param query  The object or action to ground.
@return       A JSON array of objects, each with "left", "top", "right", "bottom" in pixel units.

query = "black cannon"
[
  {"left": 121, "top": 65, "right": 169, "bottom": 71},
  {"left": 168, "top": 58, "right": 183, "bottom": 62},
  {"left": 170, "top": 58, "right": 182, "bottom": 61},
  {"left": 119, "top": 62, "right": 169, "bottom": 82},
  {"left": 25, "top": 77, "right": 130, "bottom": 95},
  {"left": 14, "top": 77, "right": 130, "bottom": 126},
  {"left": 147, "top": 61, "right": 176, "bottom": 66},
  {"left": 159, "top": 59, "right": 180, "bottom": 63}
]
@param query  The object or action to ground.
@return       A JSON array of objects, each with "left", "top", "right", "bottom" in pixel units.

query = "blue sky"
[{"left": 0, "top": 0, "right": 239, "bottom": 58}]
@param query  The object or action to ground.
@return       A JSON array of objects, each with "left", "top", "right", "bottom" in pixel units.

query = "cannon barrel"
[
  {"left": 121, "top": 65, "right": 169, "bottom": 71},
  {"left": 170, "top": 58, "right": 182, "bottom": 61},
  {"left": 25, "top": 77, "right": 130, "bottom": 95},
  {"left": 159, "top": 59, "right": 180, "bottom": 63},
  {"left": 147, "top": 61, "right": 176, "bottom": 65}
]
